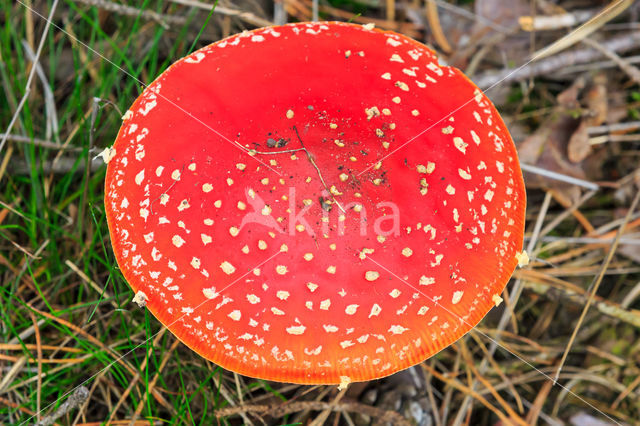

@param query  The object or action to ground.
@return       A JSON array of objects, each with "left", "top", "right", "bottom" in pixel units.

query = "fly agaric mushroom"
[{"left": 105, "top": 22, "right": 525, "bottom": 386}]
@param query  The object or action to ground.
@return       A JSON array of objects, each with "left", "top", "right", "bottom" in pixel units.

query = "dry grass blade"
[
  {"left": 422, "top": 364, "right": 515, "bottom": 425},
  {"left": 0, "top": 229, "right": 39, "bottom": 259},
  {"left": 0, "top": 0, "right": 60, "bottom": 154},
  {"left": 65, "top": 260, "right": 109, "bottom": 298},
  {"left": 25, "top": 305, "right": 172, "bottom": 412},
  {"left": 548, "top": 189, "right": 595, "bottom": 233},
  {"left": 468, "top": 332, "right": 524, "bottom": 414},
  {"left": 520, "top": 163, "right": 600, "bottom": 190},
  {"left": 611, "top": 374, "right": 640, "bottom": 410},
  {"left": 0, "top": 145, "right": 12, "bottom": 183},
  {"left": 0, "top": 344, "right": 83, "bottom": 353},
  {"left": 539, "top": 190, "right": 598, "bottom": 237},
  {"left": 553, "top": 189, "right": 640, "bottom": 383},
  {"left": 26, "top": 306, "right": 134, "bottom": 371},
  {"left": 64, "top": 259, "right": 130, "bottom": 319},
  {"left": 105, "top": 328, "right": 167, "bottom": 425},
  {"left": 516, "top": 269, "right": 640, "bottom": 328},
  {"left": 77, "top": 422, "right": 151, "bottom": 425},
  {"left": 453, "top": 191, "right": 552, "bottom": 424},
  {"left": 458, "top": 341, "right": 528, "bottom": 425},
  {"left": 386, "top": 0, "right": 395, "bottom": 22},
  {"left": 28, "top": 311, "right": 43, "bottom": 423},
  {"left": 525, "top": 380, "right": 553, "bottom": 424},
  {"left": 128, "top": 338, "right": 181, "bottom": 425},
  {"left": 0, "top": 134, "right": 82, "bottom": 150},
  {"left": 475, "top": 328, "right": 548, "bottom": 355},
  {"left": 309, "top": 387, "right": 347, "bottom": 426},
  {"left": 0, "top": 354, "right": 88, "bottom": 364},
  {"left": 425, "top": 0, "right": 452, "bottom": 54},
  {"left": 532, "top": 0, "right": 635, "bottom": 60},
  {"left": 424, "top": 364, "right": 443, "bottom": 426},
  {"left": 0, "top": 396, "right": 55, "bottom": 424}
]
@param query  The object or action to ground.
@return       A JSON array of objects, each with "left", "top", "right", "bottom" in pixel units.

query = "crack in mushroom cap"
[{"left": 104, "top": 21, "right": 526, "bottom": 385}]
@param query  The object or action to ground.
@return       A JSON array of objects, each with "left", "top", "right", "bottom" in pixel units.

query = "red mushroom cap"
[{"left": 105, "top": 22, "right": 526, "bottom": 385}]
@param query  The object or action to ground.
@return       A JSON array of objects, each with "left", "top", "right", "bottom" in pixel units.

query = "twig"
[
  {"left": 581, "top": 38, "right": 640, "bottom": 84},
  {"left": 9, "top": 157, "right": 103, "bottom": 175},
  {"left": 75, "top": 0, "right": 186, "bottom": 28},
  {"left": 556, "top": 54, "right": 640, "bottom": 75},
  {"left": 433, "top": 0, "right": 512, "bottom": 33},
  {"left": 589, "top": 213, "right": 640, "bottom": 237},
  {"left": 238, "top": 127, "right": 348, "bottom": 214},
  {"left": 473, "top": 31, "right": 640, "bottom": 88},
  {"left": 552, "top": 235, "right": 639, "bottom": 246},
  {"left": 214, "top": 400, "right": 411, "bottom": 425},
  {"left": 35, "top": 386, "right": 89, "bottom": 426},
  {"left": 293, "top": 126, "right": 346, "bottom": 213},
  {"left": 81, "top": 0, "right": 275, "bottom": 29},
  {"left": 1, "top": 0, "right": 60, "bottom": 155},
  {"left": 518, "top": 269, "right": 640, "bottom": 328},
  {"left": 520, "top": 163, "right": 600, "bottom": 191},
  {"left": 231, "top": 374, "right": 254, "bottom": 426},
  {"left": 0, "top": 133, "right": 82, "bottom": 151},
  {"left": 70, "top": 369, "right": 106, "bottom": 426},
  {"left": 273, "top": 0, "right": 286, "bottom": 24},
  {"left": 465, "top": 32, "right": 508, "bottom": 76},
  {"left": 553, "top": 189, "right": 640, "bottom": 383},
  {"left": 317, "top": 3, "right": 420, "bottom": 38},
  {"left": 590, "top": 134, "right": 640, "bottom": 145},
  {"left": 440, "top": 353, "right": 460, "bottom": 424},
  {"left": 169, "top": 0, "right": 273, "bottom": 28},
  {"left": 309, "top": 387, "right": 347, "bottom": 426},
  {"left": 519, "top": 9, "right": 596, "bottom": 31},
  {"left": 0, "top": 229, "right": 39, "bottom": 259},
  {"left": 587, "top": 121, "right": 640, "bottom": 135}
]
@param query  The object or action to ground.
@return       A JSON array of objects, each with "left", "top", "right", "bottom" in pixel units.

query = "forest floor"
[{"left": 1, "top": 0, "right": 640, "bottom": 425}]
